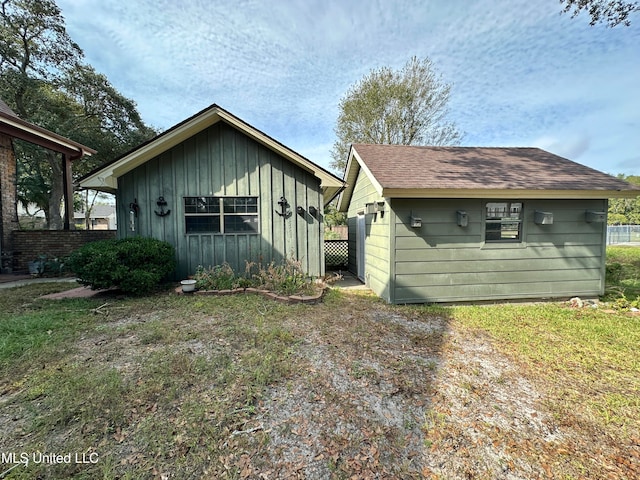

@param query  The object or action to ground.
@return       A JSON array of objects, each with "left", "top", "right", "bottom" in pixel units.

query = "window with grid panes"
[{"left": 184, "top": 196, "right": 258, "bottom": 234}]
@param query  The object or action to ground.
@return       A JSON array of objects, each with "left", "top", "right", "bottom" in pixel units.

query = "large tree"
[
  {"left": 330, "top": 56, "right": 462, "bottom": 172},
  {"left": 560, "top": 0, "right": 639, "bottom": 26},
  {"left": 1, "top": 0, "right": 154, "bottom": 229}
]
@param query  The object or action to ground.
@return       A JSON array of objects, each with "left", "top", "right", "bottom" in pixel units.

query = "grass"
[
  {"left": 413, "top": 246, "right": 640, "bottom": 478},
  {"left": 440, "top": 303, "right": 640, "bottom": 431},
  {"left": 605, "top": 245, "right": 640, "bottom": 300},
  {"left": 1, "top": 249, "right": 640, "bottom": 479},
  {"left": 0, "top": 289, "right": 301, "bottom": 479}
]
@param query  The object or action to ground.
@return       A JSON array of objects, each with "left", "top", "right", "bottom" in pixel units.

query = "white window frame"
[{"left": 184, "top": 196, "right": 259, "bottom": 234}]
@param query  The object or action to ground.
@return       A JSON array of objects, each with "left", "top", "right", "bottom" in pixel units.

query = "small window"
[
  {"left": 485, "top": 202, "right": 523, "bottom": 242},
  {"left": 184, "top": 196, "right": 259, "bottom": 234}
]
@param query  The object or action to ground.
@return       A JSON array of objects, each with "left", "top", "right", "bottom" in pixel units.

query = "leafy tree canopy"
[
  {"left": 560, "top": 0, "right": 639, "bottom": 26},
  {"left": 609, "top": 175, "right": 640, "bottom": 224},
  {"left": 0, "top": 0, "right": 155, "bottom": 228},
  {"left": 331, "top": 56, "right": 462, "bottom": 172}
]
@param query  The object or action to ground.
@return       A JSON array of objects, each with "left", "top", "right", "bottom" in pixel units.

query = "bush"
[{"left": 68, "top": 237, "right": 175, "bottom": 295}]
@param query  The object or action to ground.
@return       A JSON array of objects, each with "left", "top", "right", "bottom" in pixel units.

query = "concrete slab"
[
  {"left": 0, "top": 275, "right": 77, "bottom": 289},
  {"left": 39, "top": 286, "right": 110, "bottom": 300},
  {"left": 327, "top": 271, "right": 370, "bottom": 291}
]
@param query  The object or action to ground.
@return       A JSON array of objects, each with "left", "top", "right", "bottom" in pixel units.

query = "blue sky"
[{"left": 56, "top": 0, "right": 639, "bottom": 176}]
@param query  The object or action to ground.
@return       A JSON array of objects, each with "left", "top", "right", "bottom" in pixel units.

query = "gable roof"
[
  {"left": 0, "top": 98, "right": 96, "bottom": 159},
  {"left": 79, "top": 103, "right": 344, "bottom": 205},
  {"left": 338, "top": 144, "right": 640, "bottom": 210}
]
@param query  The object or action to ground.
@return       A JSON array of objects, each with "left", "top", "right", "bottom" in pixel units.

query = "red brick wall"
[
  {"left": 0, "top": 133, "right": 18, "bottom": 254},
  {"left": 11, "top": 230, "right": 116, "bottom": 272}
]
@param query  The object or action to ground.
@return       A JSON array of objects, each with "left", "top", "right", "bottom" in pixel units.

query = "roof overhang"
[
  {"left": 381, "top": 188, "right": 639, "bottom": 199},
  {"left": 0, "top": 111, "right": 96, "bottom": 159},
  {"left": 337, "top": 145, "right": 639, "bottom": 212},
  {"left": 337, "top": 147, "right": 377, "bottom": 211},
  {"left": 79, "top": 105, "right": 344, "bottom": 205}
]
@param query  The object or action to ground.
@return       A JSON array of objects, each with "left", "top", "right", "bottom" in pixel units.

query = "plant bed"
[
  {"left": 177, "top": 259, "right": 326, "bottom": 304},
  {"left": 173, "top": 284, "right": 327, "bottom": 304}
]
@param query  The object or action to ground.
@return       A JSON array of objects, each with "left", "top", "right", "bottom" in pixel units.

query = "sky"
[{"left": 55, "top": 0, "right": 640, "bottom": 176}]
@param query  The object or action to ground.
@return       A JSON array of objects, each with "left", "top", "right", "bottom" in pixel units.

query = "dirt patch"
[
  {"left": 2, "top": 290, "right": 635, "bottom": 479},
  {"left": 219, "top": 296, "right": 565, "bottom": 479}
]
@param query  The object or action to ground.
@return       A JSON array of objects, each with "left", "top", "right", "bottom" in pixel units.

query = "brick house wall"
[
  {"left": 11, "top": 230, "right": 116, "bottom": 272},
  {"left": 0, "top": 133, "right": 18, "bottom": 257}
]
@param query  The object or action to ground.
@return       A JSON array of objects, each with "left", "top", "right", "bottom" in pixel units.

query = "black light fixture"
[
  {"left": 296, "top": 206, "right": 305, "bottom": 216},
  {"left": 129, "top": 198, "right": 139, "bottom": 232},
  {"left": 308, "top": 206, "right": 318, "bottom": 218}
]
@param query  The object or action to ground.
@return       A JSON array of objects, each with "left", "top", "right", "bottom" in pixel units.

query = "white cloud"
[{"left": 56, "top": 0, "right": 640, "bottom": 175}]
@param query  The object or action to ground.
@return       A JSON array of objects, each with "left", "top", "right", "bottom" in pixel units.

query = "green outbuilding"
[
  {"left": 79, "top": 104, "right": 344, "bottom": 280},
  {"left": 337, "top": 144, "right": 640, "bottom": 304}
]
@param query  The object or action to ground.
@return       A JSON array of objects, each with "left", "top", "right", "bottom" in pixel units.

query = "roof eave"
[
  {"left": 337, "top": 146, "right": 385, "bottom": 212},
  {"left": 79, "top": 105, "right": 344, "bottom": 196},
  {"left": 0, "top": 111, "right": 96, "bottom": 158},
  {"left": 380, "top": 188, "right": 640, "bottom": 199}
]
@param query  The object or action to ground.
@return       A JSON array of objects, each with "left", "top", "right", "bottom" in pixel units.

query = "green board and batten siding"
[
  {"left": 347, "top": 168, "right": 391, "bottom": 300},
  {"left": 117, "top": 122, "right": 324, "bottom": 280},
  {"left": 391, "top": 198, "right": 607, "bottom": 303}
]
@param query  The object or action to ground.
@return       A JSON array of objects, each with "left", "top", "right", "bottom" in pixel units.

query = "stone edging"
[{"left": 174, "top": 285, "right": 326, "bottom": 304}]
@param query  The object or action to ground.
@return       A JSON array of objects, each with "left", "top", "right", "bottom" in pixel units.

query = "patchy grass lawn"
[
  {"left": 606, "top": 245, "right": 640, "bottom": 301},
  {"left": 0, "top": 277, "right": 639, "bottom": 479}
]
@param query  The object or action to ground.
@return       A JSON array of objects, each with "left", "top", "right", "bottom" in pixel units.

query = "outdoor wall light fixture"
[
  {"left": 308, "top": 206, "right": 318, "bottom": 218},
  {"left": 129, "top": 199, "right": 139, "bottom": 217},
  {"left": 457, "top": 210, "right": 468, "bottom": 227},
  {"left": 534, "top": 210, "right": 553, "bottom": 225},
  {"left": 129, "top": 199, "right": 139, "bottom": 232},
  {"left": 410, "top": 213, "right": 422, "bottom": 228},
  {"left": 296, "top": 206, "right": 305, "bottom": 216},
  {"left": 585, "top": 210, "right": 606, "bottom": 223}
]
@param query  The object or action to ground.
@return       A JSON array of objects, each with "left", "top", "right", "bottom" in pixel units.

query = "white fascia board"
[
  {"left": 217, "top": 109, "right": 343, "bottom": 190},
  {"left": 381, "top": 188, "right": 640, "bottom": 199}
]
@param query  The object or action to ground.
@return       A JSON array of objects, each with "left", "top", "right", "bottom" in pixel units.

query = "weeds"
[
  {"left": 605, "top": 246, "right": 640, "bottom": 302},
  {"left": 193, "top": 258, "right": 317, "bottom": 295},
  {"left": 0, "top": 292, "right": 301, "bottom": 479}
]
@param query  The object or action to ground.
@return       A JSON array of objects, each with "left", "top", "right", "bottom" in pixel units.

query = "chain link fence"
[{"left": 607, "top": 225, "right": 640, "bottom": 245}]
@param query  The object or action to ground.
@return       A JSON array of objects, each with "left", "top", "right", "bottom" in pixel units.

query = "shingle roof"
[
  {"left": 0, "top": 98, "right": 16, "bottom": 116},
  {"left": 0, "top": 97, "right": 96, "bottom": 158},
  {"left": 352, "top": 144, "right": 635, "bottom": 191},
  {"left": 338, "top": 144, "right": 639, "bottom": 209}
]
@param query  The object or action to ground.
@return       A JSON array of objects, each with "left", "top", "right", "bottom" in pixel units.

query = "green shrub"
[{"left": 67, "top": 237, "right": 175, "bottom": 295}]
